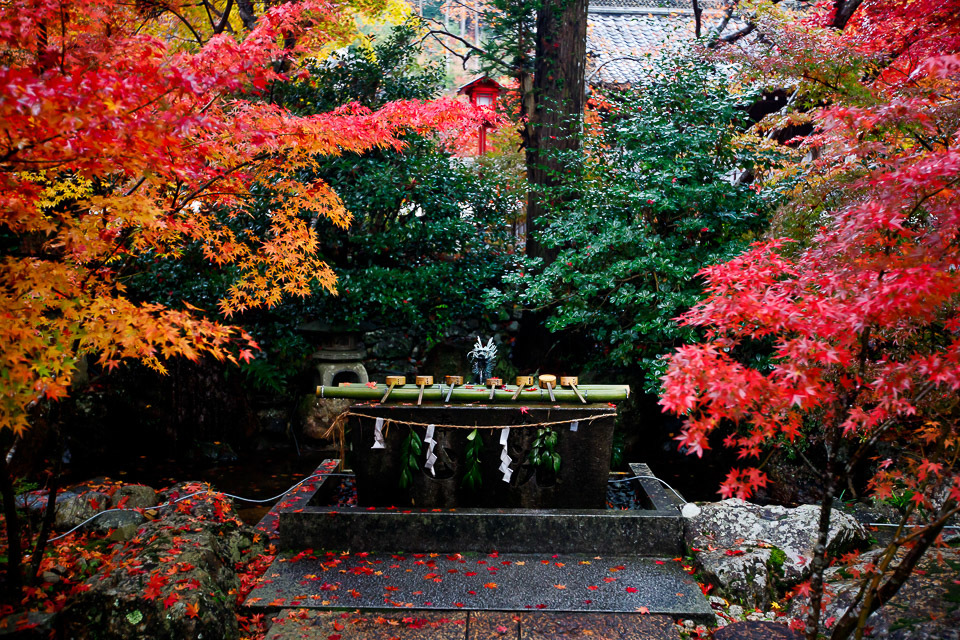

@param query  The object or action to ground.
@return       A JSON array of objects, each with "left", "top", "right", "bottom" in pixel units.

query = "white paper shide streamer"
[
  {"left": 498, "top": 427, "right": 513, "bottom": 482},
  {"left": 372, "top": 417, "right": 386, "bottom": 449},
  {"left": 569, "top": 420, "right": 579, "bottom": 432},
  {"left": 424, "top": 424, "right": 438, "bottom": 476}
]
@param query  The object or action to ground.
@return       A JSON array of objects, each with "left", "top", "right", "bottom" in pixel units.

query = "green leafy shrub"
[{"left": 487, "top": 52, "right": 794, "bottom": 391}]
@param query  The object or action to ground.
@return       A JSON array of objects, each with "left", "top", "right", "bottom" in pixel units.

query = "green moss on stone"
[{"left": 769, "top": 547, "right": 786, "bottom": 571}]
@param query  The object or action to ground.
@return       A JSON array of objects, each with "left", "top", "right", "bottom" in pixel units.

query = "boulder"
[
  {"left": 159, "top": 481, "right": 240, "bottom": 522},
  {"left": 788, "top": 545, "right": 960, "bottom": 639},
  {"left": 55, "top": 491, "right": 110, "bottom": 530},
  {"left": 0, "top": 611, "right": 57, "bottom": 637},
  {"left": 111, "top": 484, "right": 157, "bottom": 510},
  {"left": 194, "top": 440, "right": 238, "bottom": 463},
  {"left": 300, "top": 396, "right": 351, "bottom": 440},
  {"left": 58, "top": 491, "right": 265, "bottom": 640},
  {"left": 685, "top": 499, "right": 867, "bottom": 607},
  {"left": 93, "top": 510, "right": 145, "bottom": 534},
  {"left": 714, "top": 621, "right": 802, "bottom": 639},
  {"left": 256, "top": 407, "right": 288, "bottom": 435},
  {"left": 16, "top": 490, "right": 78, "bottom": 520}
]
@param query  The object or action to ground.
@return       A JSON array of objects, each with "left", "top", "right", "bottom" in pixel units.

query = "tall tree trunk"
[
  {"left": 831, "top": 0, "right": 863, "bottom": 30},
  {"left": 29, "top": 425, "right": 63, "bottom": 585},
  {"left": 236, "top": 0, "right": 257, "bottom": 29},
  {"left": 0, "top": 451, "right": 23, "bottom": 598},
  {"left": 829, "top": 503, "right": 956, "bottom": 640},
  {"left": 805, "top": 471, "right": 838, "bottom": 639},
  {"left": 524, "top": 0, "right": 587, "bottom": 261}
]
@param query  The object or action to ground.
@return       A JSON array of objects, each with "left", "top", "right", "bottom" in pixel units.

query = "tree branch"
[
  {"left": 713, "top": 23, "right": 755, "bottom": 48},
  {"left": 831, "top": 0, "right": 863, "bottom": 30},
  {"left": 212, "top": 0, "right": 234, "bottom": 35},
  {"left": 236, "top": 0, "right": 256, "bottom": 30},
  {"left": 417, "top": 18, "right": 501, "bottom": 71},
  {"left": 705, "top": 0, "right": 738, "bottom": 42},
  {"left": 140, "top": 0, "right": 206, "bottom": 46}
]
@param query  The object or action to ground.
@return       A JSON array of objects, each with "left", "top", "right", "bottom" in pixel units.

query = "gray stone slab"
[
  {"left": 714, "top": 621, "right": 802, "bottom": 640},
  {"left": 519, "top": 612, "right": 681, "bottom": 639},
  {"left": 255, "top": 459, "right": 343, "bottom": 542},
  {"left": 280, "top": 507, "right": 684, "bottom": 556},
  {"left": 244, "top": 552, "right": 712, "bottom": 621},
  {"left": 265, "top": 610, "right": 467, "bottom": 640},
  {"left": 278, "top": 460, "right": 685, "bottom": 557},
  {"left": 467, "top": 611, "right": 518, "bottom": 638},
  {"left": 263, "top": 610, "right": 682, "bottom": 640}
]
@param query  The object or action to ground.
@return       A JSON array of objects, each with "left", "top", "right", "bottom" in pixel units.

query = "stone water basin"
[{"left": 278, "top": 461, "right": 685, "bottom": 556}]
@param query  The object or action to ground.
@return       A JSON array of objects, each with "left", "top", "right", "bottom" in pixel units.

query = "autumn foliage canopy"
[
  {"left": 0, "top": 0, "right": 482, "bottom": 436},
  {"left": 659, "top": 3, "right": 960, "bottom": 634},
  {"left": 661, "top": 0, "right": 960, "bottom": 505}
]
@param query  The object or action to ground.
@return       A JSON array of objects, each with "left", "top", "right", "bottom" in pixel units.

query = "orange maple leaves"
[{"left": 0, "top": 0, "right": 485, "bottom": 435}]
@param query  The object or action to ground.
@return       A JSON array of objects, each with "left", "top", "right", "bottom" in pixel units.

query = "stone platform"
[{"left": 243, "top": 551, "right": 712, "bottom": 620}]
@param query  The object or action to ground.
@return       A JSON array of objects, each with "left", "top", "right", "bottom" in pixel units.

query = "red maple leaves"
[{"left": 664, "top": 2, "right": 960, "bottom": 636}]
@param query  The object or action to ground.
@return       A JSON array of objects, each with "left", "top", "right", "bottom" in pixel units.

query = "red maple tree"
[{"left": 661, "top": 1, "right": 960, "bottom": 638}]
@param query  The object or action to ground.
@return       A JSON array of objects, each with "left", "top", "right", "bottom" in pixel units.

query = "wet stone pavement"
[{"left": 244, "top": 550, "right": 712, "bottom": 619}]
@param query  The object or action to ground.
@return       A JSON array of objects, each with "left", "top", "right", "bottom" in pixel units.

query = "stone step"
[
  {"left": 265, "top": 610, "right": 682, "bottom": 640},
  {"left": 244, "top": 552, "right": 712, "bottom": 621}
]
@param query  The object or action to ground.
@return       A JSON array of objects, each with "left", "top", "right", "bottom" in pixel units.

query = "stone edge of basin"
[{"left": 271, "top": 459, "right": 685, "bottom": 557}]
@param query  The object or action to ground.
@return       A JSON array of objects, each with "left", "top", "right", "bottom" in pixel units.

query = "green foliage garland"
[
  {"left": 399, "top": 428, "right": 423, "bottom": 489},
  {"left": 461, "top": 428, "right": 483, "bottom": 491}
]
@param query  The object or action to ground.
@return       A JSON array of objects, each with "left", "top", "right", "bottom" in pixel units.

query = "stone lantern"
[{"left": 298, "top": 321, "right": 369, "bottom": 388}]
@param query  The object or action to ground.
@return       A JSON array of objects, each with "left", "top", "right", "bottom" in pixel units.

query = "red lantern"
[{"left": 457, "top": 76, "right": 502, "bottom": 155}]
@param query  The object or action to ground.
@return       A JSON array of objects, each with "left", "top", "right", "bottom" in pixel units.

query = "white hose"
[{"left": 46, "top": 472, "right": 355, "bottom": 542}]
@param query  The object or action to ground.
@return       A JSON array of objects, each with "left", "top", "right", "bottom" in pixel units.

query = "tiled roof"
[
  {"left": 586, "top": 2, "right": 741, "bottom": 85},
  {"left": 591, "top": 0, "right": 725, "bottom": 8}
]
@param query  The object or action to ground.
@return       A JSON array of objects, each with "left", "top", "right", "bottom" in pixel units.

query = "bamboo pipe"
[{"left": 316, "top": 383, "right": 630, "bottom": 404}]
